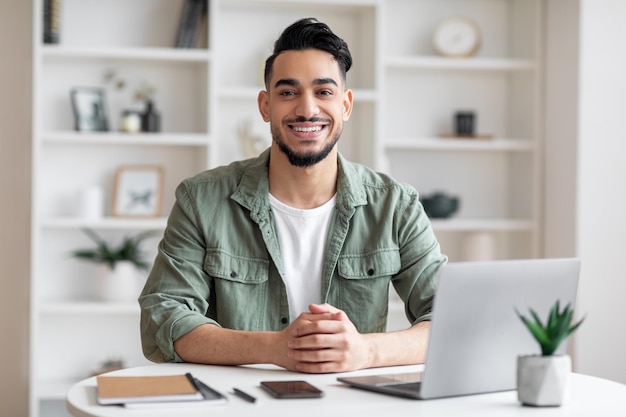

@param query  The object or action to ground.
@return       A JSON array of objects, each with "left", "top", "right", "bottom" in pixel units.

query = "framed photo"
[
  {"left": 112, "top": 165, "right": 164, "bottom": 217},
  {"left": 70, "top": 87, "right": 109, "bottom": 132}
]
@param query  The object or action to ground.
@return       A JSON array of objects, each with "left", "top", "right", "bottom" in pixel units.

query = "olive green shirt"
[{"left": 139, "top": 150, "right": 446, "bottom": 363}]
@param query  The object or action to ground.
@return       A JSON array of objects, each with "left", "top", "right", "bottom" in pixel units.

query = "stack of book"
[
  {"left": 174, "top": 0, "right": 208, "bottom": 48},
  {"left": 43, "top": 0, "right": 62, "bottom": 44},
  {"left": 96, "top": 373, "right": 227, "bottom": 409}
]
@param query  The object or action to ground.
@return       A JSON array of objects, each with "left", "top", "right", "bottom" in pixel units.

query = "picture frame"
[
  {"left": 112, "top": 165, "right": 164, "bottom": 217},
  {"left": 70, "top": 87, "right": 109, "bottom": 132}
]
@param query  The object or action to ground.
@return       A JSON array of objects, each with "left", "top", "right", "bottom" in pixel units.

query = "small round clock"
[{"left": 432, "top": 17, "right": 481, "bottom": 58}]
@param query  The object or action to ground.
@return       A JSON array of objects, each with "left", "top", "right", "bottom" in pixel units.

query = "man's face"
[{"left": 258, "top": 49, "right": 353, "bottom": 167}]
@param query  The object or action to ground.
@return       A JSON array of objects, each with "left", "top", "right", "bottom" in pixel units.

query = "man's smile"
[
  {"left": 288, "top": 124, "right": 328, "bottom": 139},
  {"left": 291, "top": 125, "right": 324, "bottom": 133}
]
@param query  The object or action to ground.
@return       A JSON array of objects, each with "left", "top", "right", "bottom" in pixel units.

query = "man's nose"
[{"left": 294, "top": 92, "right": 320, "bottom": 118}]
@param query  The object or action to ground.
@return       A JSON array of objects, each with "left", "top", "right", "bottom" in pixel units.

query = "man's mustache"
[{"left": 286, "top": 116, "right": 331, "bottom": 124}]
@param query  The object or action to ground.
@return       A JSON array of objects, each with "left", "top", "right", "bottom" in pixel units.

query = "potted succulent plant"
[
  {"left": 516, "top": 301, "right": 585, "bottom": 406},
  {"left": 72, "top": 229, "right": 158, "bottom": 302}
]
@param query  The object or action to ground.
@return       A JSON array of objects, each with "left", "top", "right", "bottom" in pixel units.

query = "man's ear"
[
  {"left": 343, "top": 89, "right": 353, "bottom": 121},
  {"left": 258, "top": 90, "right": 270, "bottom": 122}
]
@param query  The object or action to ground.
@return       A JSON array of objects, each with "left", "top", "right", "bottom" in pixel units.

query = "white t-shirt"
[{"left": 269, "top": 193, "right": 337, "bottom": 322}]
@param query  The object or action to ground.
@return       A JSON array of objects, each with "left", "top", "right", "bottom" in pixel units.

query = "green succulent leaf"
[
  {"left": 517, "top": 301, "right": 585, "bottom": 356},
  {"left": 566, "top": 317, "right": 585, "bottom": 338},
  {"left": 529, "top": 308, "right": 544, "bottom": 328}
]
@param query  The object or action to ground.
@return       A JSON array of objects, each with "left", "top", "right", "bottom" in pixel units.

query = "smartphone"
[{"left": 260, "top": 380, "right": 324, "bottom": 399}]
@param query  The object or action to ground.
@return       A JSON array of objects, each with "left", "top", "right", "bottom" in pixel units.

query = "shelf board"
[
  {"left": 219, "top": 86, "right": 377, "bottom": 102},
  {"left": 38, "top": 301, "right": 140, "bottom": 315},
  {"left": 385, "top": 55, "right": 536, "bottom": 71},
  {"left": 430, "top": 218, "right": 535, "bottom": 232},
  {"left": 41, "top": 45, "right": 211, "bottom": 63},
  {"left": 40, "top": 216, "right": 168, "bottom": 230},
  {"left": 40, "top": 131, "right": 210, "bottom": 146},
  {"left": 225, "top": 0, "right": 377, "bottom": 10},
  {"left": 386, "top": 137, "right": 535, "bottom": 152}
]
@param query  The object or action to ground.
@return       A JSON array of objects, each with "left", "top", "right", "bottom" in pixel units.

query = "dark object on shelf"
[
  {"left": 141, "top": 100, "right": 161, "bottom": 133},
  {"left": 91, "top": 356, "right": 125, "bottom": 377},
  {"left": 455, "top": 111, "right": 476, "bottom": 135},
  {"left": 440, "top": 133, "right": 493, "bottom": 140},
  {"left": 174, "top": 0, "right": 208, "bottom": 48},
  {"left": 70, "top": 87, "right": 109, "bottom": 132},
  {"left": 421, "top": 192, "right": 459, "bottom": 218},
  {"left": 43, "top": 0, "right": 62, "bottom": 44}
]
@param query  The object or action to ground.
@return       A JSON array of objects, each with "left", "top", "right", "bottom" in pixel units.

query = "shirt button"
[
  {"left": 230, "top": 271, "right": 238, "bottom": 278},
  {"left": 367, "top": 268, "right": 375, "bottom": 276},
  {"left": 281, "top": 317, "right": 288, "bottom": 324}
]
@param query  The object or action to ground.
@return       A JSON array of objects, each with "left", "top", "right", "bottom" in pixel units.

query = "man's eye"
[
  {"left": 279, "top": 90, "right": 296, "bottom": 96},
  {"left": 319, "top": 90, "right": 333, "bottom": 96}
]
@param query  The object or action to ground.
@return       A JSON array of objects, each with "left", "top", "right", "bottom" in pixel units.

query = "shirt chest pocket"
[
  {"left": 205, "top": 249, "right": 269, "bottom": 284},
  {"left": 204, "top": 249, "right": 270, "bottom": 330},
  {"left": 335, "top": 249, "right": 402, "bottom": 333},
  {"left": 337, "top": 249, "right": 401, "bottom": 280}
]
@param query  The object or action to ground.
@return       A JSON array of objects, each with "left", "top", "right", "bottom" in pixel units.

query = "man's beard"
[{"left": 271, "top": 118, "right": 342, "bottom": 168}]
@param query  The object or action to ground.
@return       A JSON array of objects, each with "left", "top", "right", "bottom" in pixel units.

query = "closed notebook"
[
  {"left": 123, "top": 376, "right": 227, "bottom": 409},
  {"left": 96, "top": 374, "right": 203, "bottom": 405}
]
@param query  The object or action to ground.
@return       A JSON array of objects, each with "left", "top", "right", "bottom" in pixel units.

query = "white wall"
[
  {"left": 575, "top": 0, "right": 626, "bottom": 383},
  {"left": 0, "top": 1, "right": 32, "bottom": 416},
  {"left": 545, "top": 0, "right": 626, "bottom": 384}
]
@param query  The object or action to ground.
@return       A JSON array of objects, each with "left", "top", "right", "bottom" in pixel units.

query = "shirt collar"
[{"left": 231, "top": 148, "right": 367, "bottom": 220}]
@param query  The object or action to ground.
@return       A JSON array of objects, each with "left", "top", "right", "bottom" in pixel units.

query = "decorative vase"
[
  {"left": 76, "top": 185, "right": 104, "bottom": 219},
  {"left": 517, "top": 354, "right": 571, "bottom": 407},
  {"left": 121, "top": 110, "right": 142, "bottom": 133},
  {"left": 94, "top": 261, "right": 141, "bottom": 303},
  {"left": 141, "top": 100, "right": 161, "bottom": 133}
]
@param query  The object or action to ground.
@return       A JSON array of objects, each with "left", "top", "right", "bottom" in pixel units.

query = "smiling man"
[{"left": 139, "top": 18, "right": 446, "bottom": 373}]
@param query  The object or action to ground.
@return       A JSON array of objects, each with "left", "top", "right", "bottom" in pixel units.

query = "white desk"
[{"left": 67, "top": 363, "right": 626, "bottom": 417}]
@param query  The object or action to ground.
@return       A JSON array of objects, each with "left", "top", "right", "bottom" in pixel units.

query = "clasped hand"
[{"left": 279, "top": 303, "right": 372, "bottom": 373}]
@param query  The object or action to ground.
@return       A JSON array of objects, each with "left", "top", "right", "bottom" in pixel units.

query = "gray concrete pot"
[{"left": 517, "top": 354, "right": 571, "bottom": 406}]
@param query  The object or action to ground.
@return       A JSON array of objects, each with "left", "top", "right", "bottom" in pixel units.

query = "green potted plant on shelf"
[
  {"left": 516, "top": 301, "right": 585, "bottom": 407},
  {"left": 72, "top": 228, "right": 159, "bottom": 302}
]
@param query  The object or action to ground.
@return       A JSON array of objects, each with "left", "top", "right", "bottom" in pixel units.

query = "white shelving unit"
[
  {"left": 30, "top": 1, "right": 211, "bottom": 416},
  {"left": 29, "top": 1, "right": 543, "bottom": 415},
  {"left": 380, "top": 0, "right": 543, "bottom": 262}
]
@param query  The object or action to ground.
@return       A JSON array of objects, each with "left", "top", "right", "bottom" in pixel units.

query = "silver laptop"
[{"left": 337, "top": 258, "right": 581, "bottom": 399}]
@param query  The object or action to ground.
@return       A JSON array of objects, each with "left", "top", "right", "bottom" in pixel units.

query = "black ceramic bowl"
[{"left": 420, "top": 192, "right": 459, "bottom": 218}]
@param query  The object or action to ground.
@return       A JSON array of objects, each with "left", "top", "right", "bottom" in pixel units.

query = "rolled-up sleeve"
[
  {"left": 139, "top": 181, "right": 218, "bottom": 363},
  {"left": 392, "top": 190, "right": 447, "bottom": 325}
]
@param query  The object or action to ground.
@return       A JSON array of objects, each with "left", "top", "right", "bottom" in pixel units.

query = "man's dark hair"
[{"left": 263, "top": 17, "right": 353, "bottom": 88}]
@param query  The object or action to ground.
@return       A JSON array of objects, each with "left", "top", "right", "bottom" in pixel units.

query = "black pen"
[
  {"left": 185, "top": 372, "right": 201, "bottom": 392},
  {"left": 233, "top": 387, "right": 257, "bottom": 403}
]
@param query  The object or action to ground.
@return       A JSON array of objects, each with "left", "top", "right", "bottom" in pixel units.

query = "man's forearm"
[
  {"left": 173, "top": 324, "right": 287, "bottom": 367},
  {"left": 362, "top": 321, "right": 430, "bottom": 368}
]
